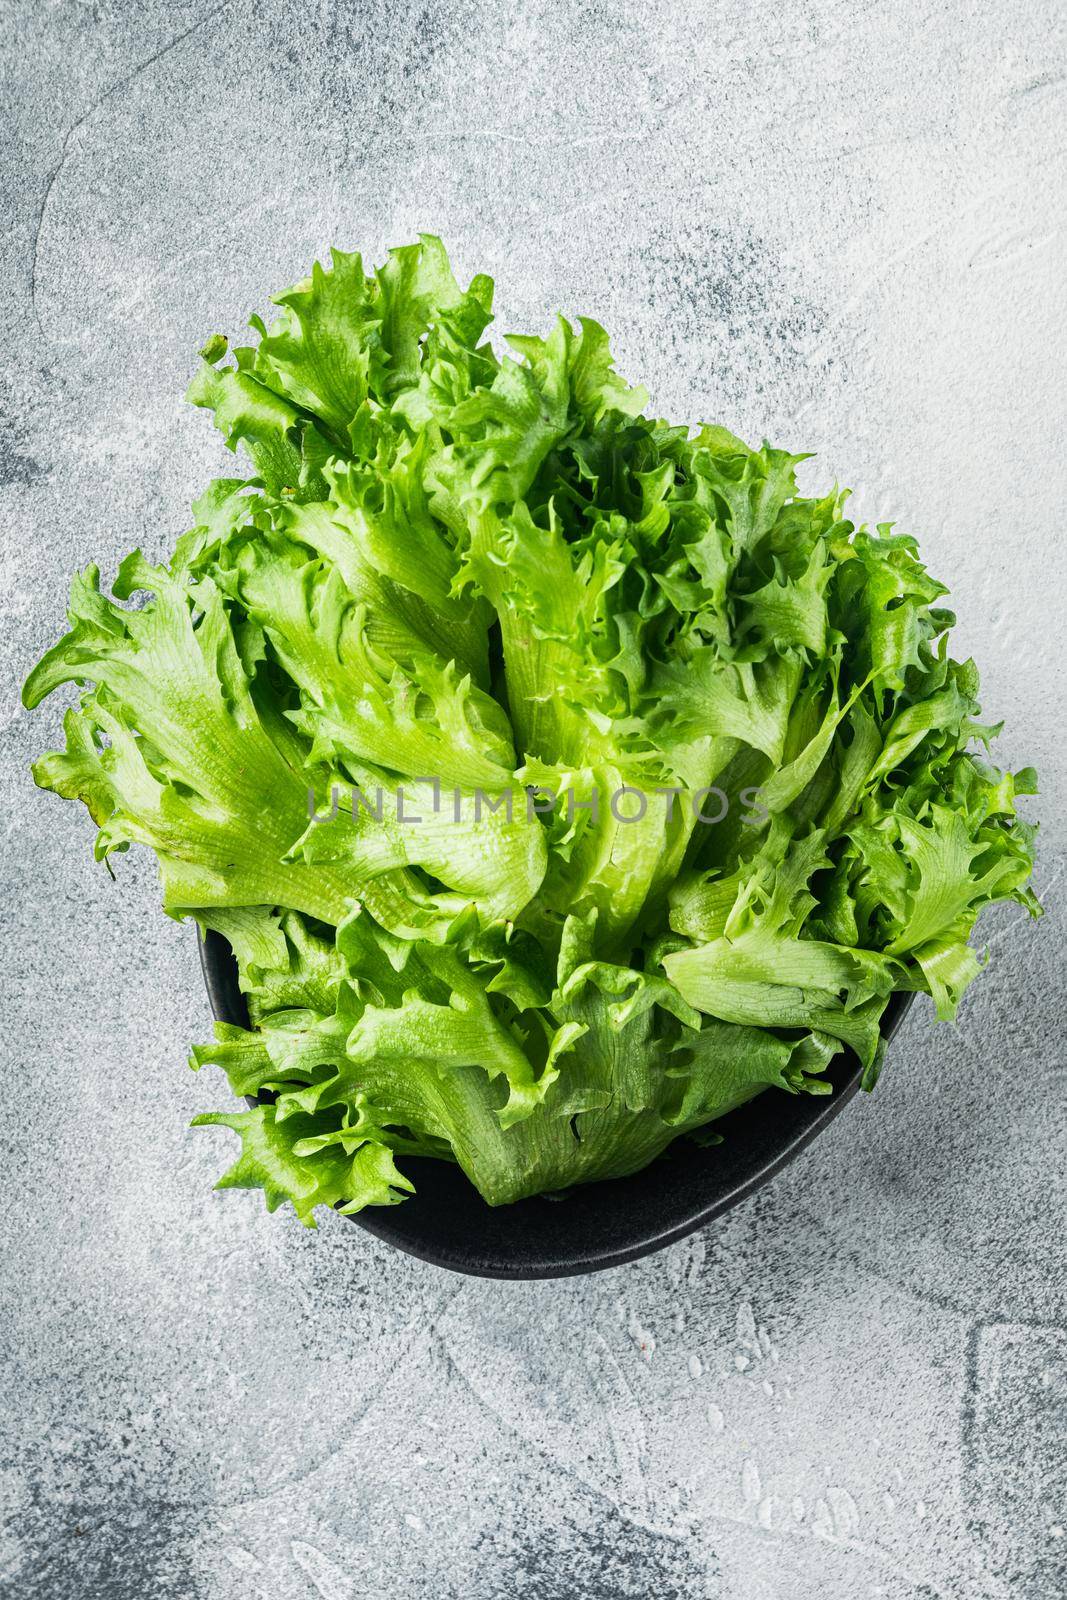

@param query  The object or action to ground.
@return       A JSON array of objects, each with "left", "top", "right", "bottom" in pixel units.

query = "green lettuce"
[{"left": 24, "top": 237, "right": 1040, "bottom": 1219}]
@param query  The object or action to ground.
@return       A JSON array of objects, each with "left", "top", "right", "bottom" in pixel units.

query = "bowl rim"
[{"left": 198, "top": 927, "right": 915, "bottom": 1279}]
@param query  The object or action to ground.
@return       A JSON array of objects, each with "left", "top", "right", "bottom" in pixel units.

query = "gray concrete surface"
[{"left": 2, "top": 1, "right": 1065, "bottom": 1595}]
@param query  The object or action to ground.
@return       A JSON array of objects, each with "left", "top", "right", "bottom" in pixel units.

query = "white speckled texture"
[{"left": 2, "top": 2, "right": 1065, "bottom": 1595}]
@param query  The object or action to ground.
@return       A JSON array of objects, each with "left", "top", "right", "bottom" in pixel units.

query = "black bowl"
[{"left": 199, "top": 929, "right": 913, "bottom": 1279}]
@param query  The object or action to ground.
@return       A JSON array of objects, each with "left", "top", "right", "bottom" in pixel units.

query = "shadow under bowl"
[{"left": 199, "top": 929, "right": 913, "bottom": 1280}]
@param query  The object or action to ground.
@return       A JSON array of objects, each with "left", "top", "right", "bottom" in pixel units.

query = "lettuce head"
[{"left": 23, "top": 238, "right": 1041, "bottom": 1219}]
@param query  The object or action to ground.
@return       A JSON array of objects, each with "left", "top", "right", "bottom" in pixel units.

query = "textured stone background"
[{"left": 2, "top": 1, "right": 1065, "bottom": 1595}]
